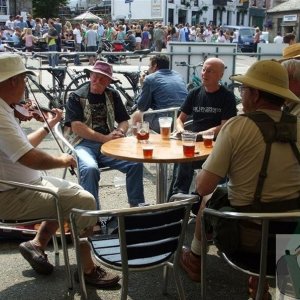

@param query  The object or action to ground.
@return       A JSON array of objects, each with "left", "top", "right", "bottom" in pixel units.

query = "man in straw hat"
[
  {"left": 65, "top": 60, "right": 145, "bottom": 210},
  {"left": 0, "top": 53, "right": 120, "bottom": 287},
  {"left": 180, "top": 60, "right": 300, "bottom": 297}
]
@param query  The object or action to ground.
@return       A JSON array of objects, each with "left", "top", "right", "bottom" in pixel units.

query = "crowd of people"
[
  {"left": 3, "top": 13, "right": 297, "bottom": 58},
  {"left": 1, "top": 11, "right": 300, "bottom": 300}
]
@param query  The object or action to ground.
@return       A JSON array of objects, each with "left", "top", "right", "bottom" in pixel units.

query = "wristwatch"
[{"left": 43, "top": 125, "right": 50, "bottom": 134}]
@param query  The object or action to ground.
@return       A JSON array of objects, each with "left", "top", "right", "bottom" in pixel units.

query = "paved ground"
[{"left": 0, "top": 55, "right": 278, "bottom": 299}]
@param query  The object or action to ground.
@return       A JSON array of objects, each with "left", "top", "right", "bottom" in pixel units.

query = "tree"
[{"left": 32, "top": 0, "right": 69, "bottom": 19}]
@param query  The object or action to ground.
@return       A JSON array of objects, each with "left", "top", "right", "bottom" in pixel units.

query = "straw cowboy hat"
[
  {"left": 84, "top": 61, "right": 117, "bottom": 81},
  {"left": 0, "top": 53, "right": 36, "bottom": 83},
  {"left": 278, "top": 43, "right": 300, "bottom": 62},
  {"left": 230, "top": 60, "right": 300, "bottom": 103}
]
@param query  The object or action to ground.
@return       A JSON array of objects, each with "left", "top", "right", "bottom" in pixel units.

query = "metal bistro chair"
[
  {"left": 0, "top": 179, "right": 73, "bottom": 290},
  {"left": 54, "top": 122, "right": 112, "bottom": 183},
  {"left": 200, "top": 208, "right": 300, "bottom": 300},
  {"left": 70, "top": 195, "right": 199, "bottom": 300},
  {"left": 141, "top": 106, "right": 181, "bottom": 134}
]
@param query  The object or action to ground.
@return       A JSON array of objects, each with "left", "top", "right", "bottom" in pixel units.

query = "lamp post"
[{"left": 125, "top": 0, "right": 133, "bottom": 24}]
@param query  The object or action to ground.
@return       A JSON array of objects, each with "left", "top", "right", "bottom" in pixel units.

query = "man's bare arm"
[
  {"left": 196, "top": 169, "right": 222, "bottom": 196},
  {"left": 18, "top": 148, "right": 76, "bottom": 170}
]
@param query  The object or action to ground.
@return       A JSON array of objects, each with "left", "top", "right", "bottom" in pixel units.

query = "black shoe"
[
  {"left": 19, "top": 241, "right": 54, "bottom": 275},
  {"left": 74, "top": 266, "right": 120, "bottom": 288}
]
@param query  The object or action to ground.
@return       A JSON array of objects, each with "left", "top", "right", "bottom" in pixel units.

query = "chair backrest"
[
  {"left": 72, "top": 196, "right": 199, "bottom": 268},
  {"left": 142, "top": 106, "right": 180, "bottom": 133},
  {"left": 121, "top": 205, "right": 186, "bottom": 264},
  {"left": 54, "top": 122, "right": 111, "bottom": 183},
  {"left": 200, "top": 208, "right": 300, "bottom": 300}
]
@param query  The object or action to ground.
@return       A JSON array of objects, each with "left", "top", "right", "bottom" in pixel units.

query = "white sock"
[{"left": 191, "top": 234, "right": 202, "bottom": 256}]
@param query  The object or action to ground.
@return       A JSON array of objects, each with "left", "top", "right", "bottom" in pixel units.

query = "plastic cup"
[
  {"left": 136, "top": 121, "right": 149, "bottom": 142},
  {"left": 142, "top": 143, "right": 154, "bottom": 159},
  {"left": 181, "top": 131, "right": 197, "bottom": 157},
  {"left": 129, "top": 124, "right": 137, "bottom": 136},
  {"left": 202, "top": 131, "right": 214, "bottom": 148},
  {"left": 158, "top": 117, "right": 173, "bottom": 140}
]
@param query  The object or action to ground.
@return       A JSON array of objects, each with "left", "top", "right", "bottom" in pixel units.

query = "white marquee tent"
[{"left": 73, "top": 11, "right": 102, "bottom": 21}]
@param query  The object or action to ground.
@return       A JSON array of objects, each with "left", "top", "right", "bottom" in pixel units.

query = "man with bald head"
[{"left": 168, "top": 57, "right": 236, "bottom": 198}]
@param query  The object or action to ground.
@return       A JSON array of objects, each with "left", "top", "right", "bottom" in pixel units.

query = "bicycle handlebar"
[{"left": 175, "top": 61, "right": 204, "bottom": 68}]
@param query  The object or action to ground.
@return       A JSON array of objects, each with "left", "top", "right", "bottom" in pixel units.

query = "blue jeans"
[
  {"left": 75, "top": 139, "right": 145, "bottom": 209},
  {"left": 168, "top": 161, "right": 204, "bottom": 200},
  {"left": 48, "top": 44, "right": 58, "bottom": 67}
]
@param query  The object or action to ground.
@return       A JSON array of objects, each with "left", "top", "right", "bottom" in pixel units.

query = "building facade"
[
  {"left": 110, "top": 0, "right": 269, "bottom": 29},
  {"left": 267, "top": 0, "right": 300, "bottom": 41},
  {"left": 0, "top": 0, "right": 32, "bottom": 23}
]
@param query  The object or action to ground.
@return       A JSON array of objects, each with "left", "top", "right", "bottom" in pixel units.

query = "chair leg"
[
  {"left": 59, "top": 226, "right": 73, "bottom": 290},
  {"left": 162, "top": 264, "right": 169, "bottom": 295},
  {"left": 201, "top": 217, "right": 207, "bottom": 300},
  {"left": 52, "top": 234, "right": 59, "bottom": 255},
  {"left": 173, "top": 265, "right": 186, "bottom": 300},
  {"left": 121, "top": 269, "right": 129, "bottom": 300}
]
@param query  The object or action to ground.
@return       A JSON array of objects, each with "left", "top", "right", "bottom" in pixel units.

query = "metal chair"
[
  {"left": 200, "top": 208, "right": 300, "bottom": 300},
  {"left": 70, "top": 195, "right": 199, "bottom": 300},
  {"left": 141, "top": 106, "right": 181, "bottom": 133},
  {"left": 0, "top": 179, "right": 73, "bottom": 290},
  {"left": 54, "top": 122, "right": 111, "bottom": 183}
]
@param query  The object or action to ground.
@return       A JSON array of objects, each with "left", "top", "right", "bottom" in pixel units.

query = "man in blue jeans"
[{"left": 65, "top": 61, "right": 145, "bottom": 209}]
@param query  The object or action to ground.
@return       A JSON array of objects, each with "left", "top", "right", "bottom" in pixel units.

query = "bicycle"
[
  {"left": 5, "top": 46, "right": 89, "bottom": 109},
  {"left": 227, "top": 82, "right": 242, "bottom": 107},
  {"left": 65, "top": 69, "right": 141, "bottom": 114},
  {"left": 175, "top": 61, "right": 203, "bottom": 91},
  {"left": 65, "top": 49, "right": 150, "bottom": 114},
  {"left": 175, "top": 59, "right": 241, "bottom": 107}
]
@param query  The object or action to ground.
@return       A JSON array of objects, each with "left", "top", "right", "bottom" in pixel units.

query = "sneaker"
[
  {"left": 180, "top": 246, "right": 201, "bottom": 282},
  {"left": 19, "top": 241, "right": 54, "bottom": 275},
  {"left": 248, "top": 276, "right": 270, "bottom": 300},
  {"left": 74, "top": 266, "right": 120, "bottom": 288}
]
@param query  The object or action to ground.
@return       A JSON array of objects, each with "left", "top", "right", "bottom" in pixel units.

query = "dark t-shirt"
[
  {"left": 180, "top": 85, "right": 237, "bottom": 132},
  {"left": 65, "top": 86, "right": 130, "bottom": 135}
]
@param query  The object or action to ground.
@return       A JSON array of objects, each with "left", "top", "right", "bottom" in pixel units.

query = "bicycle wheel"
[
  {"left": 227, "top": 83, "right": 242, "bottom": 113},
  {"left": 63, "top": 74, "right": 89, "bottom": 106}
]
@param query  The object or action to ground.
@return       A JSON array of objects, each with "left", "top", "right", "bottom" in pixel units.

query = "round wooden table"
[{"left": 101, "top": 134, "right": 212, "bottom": 203}]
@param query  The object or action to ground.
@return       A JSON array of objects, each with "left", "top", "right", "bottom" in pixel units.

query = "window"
[
  {"left": 194, "top": 0, "right": 199, "bottom": 6},
  {"left": 0, "top": 0, "right": 7, "bottom": 15}
]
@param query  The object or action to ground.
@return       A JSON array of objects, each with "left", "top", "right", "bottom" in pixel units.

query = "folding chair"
[
  {"left": 200, "top": 208, "right": 300, "bottom": 300},
  {"left": 70, "top": 195, "right": 199, "bottom": 300},
  {"left": 0, "top": 179, "right": 73, "bottom": 290}
]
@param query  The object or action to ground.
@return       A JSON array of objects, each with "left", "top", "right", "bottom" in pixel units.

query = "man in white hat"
[
  {"left": 180, "top": 60, "right": 300, "bottom": 297},
  {"left": 0, "top": 53, "right": 120, "bottom": 287},
  {"left": 64, "top": 60, "right": 145, "bottom": 210}
]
